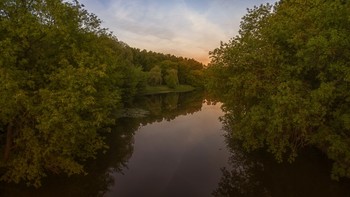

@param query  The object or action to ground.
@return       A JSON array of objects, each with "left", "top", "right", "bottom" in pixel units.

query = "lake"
[{"left": 1, "top": 91, "right": 350, "bottom": 197}]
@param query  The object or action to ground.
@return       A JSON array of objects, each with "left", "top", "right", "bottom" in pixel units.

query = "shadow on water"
[
  {"left": 134, "top": 91, "right": 205, "bottom": 124},
  {"left": 213, "top": 131, "right": 350, "bottom": 197},
  {"left": 0, "top": 91, "right": 206, "bottom": 196},
  {"left": 0, "top": 117, "right": 137, "bottom": 197},
  {"left": 1, "top": 91, "right": 350, "bottom": 196}
]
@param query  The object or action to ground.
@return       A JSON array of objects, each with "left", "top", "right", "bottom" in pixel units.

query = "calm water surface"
[
  {"left": 1, "top": 91, "right": 350, "bottom": 197},
  {"left": 106, "top": 99, "right": 229, "bottom": 197}
]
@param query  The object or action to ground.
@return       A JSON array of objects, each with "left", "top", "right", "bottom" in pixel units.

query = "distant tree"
[
  {"left": 130, "top": 49, "right": 205, "bottom": 87},
  {"left": 148, "top": 66, "right": 162, "bottom": 86},
  {"left": 0, "top": 0, "right": 205, "bottom": 187},
  {"left": 164, "top": 69, "right": 179, "bottom": 88}
]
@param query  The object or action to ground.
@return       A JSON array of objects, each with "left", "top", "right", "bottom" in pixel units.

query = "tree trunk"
[{"left": 4, "top": 122, "right": 13, "bottom": 162}]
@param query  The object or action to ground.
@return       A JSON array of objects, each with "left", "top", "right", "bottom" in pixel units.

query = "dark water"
[
  {"left": 1, "top": 91, "right": 350, "bottom": 197},
  {"left": 106, "top": 93, "right": 229, "bottom": 197}
]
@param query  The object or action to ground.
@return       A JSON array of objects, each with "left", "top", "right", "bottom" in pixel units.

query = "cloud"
[{"left": 78, "top": 0, "right": 277, "bottom": 64}]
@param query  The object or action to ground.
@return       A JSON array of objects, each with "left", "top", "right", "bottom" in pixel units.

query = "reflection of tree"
[
  {"left": 163, "top": 93, "right": 179, "bottom": 111},
  {"left": 213, "top": 132, "right": 269, "bottom": 197},
  {"left": 134, "top": 91, "right": 204, "bottom": 125},
  {"left": 0, "top": 91, "right": 206, "bottom": 196},
  {"left": 207, "top": 0, "right": 350, "bottom": 180},
  {"left": 142, "top": 94, "right": 163, "bottom": 116},
  {"left": 213, "top": 126, "right": 350, "bottom": 197},
  {"left": 0, "top": 118, "right": 138, "bottom": 197}
]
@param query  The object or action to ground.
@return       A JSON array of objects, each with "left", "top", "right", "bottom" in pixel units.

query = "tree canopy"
[
  {"left": 207, "top": 0, "right": 350, "bottom": 179},
  {"left": 0, "top": 0, "right": 204, "bottom": 187},
  {"left": 131, "top": 48, "right": 205, "bottom": 88}
]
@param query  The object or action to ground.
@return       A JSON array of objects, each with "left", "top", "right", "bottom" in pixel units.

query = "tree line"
[
  {"left": 131, "top": 48, "right": 205, "bottom": 88},
  {"left": 2, "top": 0, "right": 350, "bottom": 187},
  {"left": 0, "top": 0, "right": 204, "bottom": 187},
  {"left": 206, "top": 0, "right": 350, "bottom": 180}
]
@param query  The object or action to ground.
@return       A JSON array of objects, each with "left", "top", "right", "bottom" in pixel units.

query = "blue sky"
[{"left": 78, "top": 0, "right": 278, "bottom": 64}]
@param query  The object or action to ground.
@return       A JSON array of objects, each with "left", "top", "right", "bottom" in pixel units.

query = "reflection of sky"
[
  {"left": 77, "top": 0, "right": 278, "bottom": 64},
  {"left": 107, "top": 103, "right": 230, "bottom": 196}
]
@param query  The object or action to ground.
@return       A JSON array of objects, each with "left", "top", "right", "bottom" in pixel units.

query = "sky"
[{"left": 78, "top": 0, "right": 278, "bottom": 64}]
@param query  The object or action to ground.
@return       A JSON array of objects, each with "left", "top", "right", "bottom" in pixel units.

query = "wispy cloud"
[{"left": 79, "top": 0, "right": 277, "bottom": 64}]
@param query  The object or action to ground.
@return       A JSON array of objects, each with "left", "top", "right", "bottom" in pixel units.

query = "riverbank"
[{"left": 140, "top": 85, "right": 196, "bottom": 95}]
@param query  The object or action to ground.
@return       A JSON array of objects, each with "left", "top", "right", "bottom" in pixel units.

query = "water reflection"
[
  {"left": 0, "top": 116, "right": 137, "bottom": 197},
  {"left": 213, "top": 131, "right": 350, "bottom": 197},
  {"left": 134, "top": 91, "right": 204, "bottom": 123},
  {"left": 2, "top": 91, "right": 350, "bottom": 196},
  {"left": 1, "top": 91, "right": 215, "bottom": 196},
  {"left": 105, "top": 91, "right": 229, "bottom": 196}
]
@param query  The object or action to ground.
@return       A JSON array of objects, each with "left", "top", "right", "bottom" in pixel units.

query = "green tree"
[
  {"left": 0, "top": 0, "right": 125, "bottom": 187},
  {"left": 164, "top": 68, "right": 179, "bottom": 88},
  {"left": 130, "top": 48, "right": 205, "bottom": 87},
  {"left": 148, "top": 65, "right": 162, "bottom": 86},
  {"left": 208, "top": 0, "right": 350, "bottom": 179}
]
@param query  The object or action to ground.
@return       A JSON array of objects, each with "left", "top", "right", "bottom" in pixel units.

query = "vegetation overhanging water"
[{"left": 1, "top": 1, "right": 350, "bottom": 196}]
